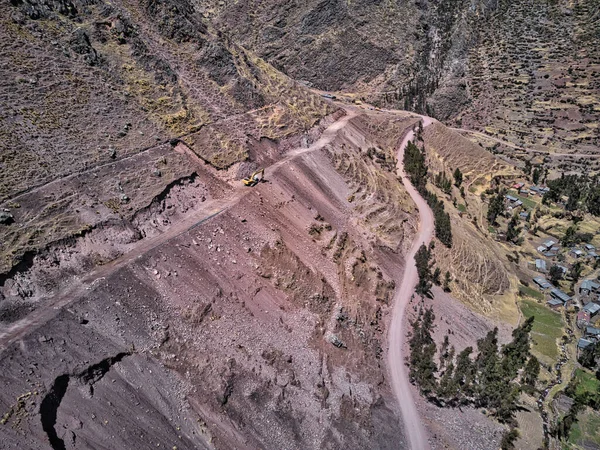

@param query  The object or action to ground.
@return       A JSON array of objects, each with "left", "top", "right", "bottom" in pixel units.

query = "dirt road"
[
  {"left": 388, "top": 117, "right": 435, "bottom": 450},
  {"left": 0, "top": 110, "right": 357, "bottom": 351}
]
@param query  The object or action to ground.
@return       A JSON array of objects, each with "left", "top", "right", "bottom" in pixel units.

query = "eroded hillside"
[{"left": 208, "top": 0, "right": 600, "bottom": 159}]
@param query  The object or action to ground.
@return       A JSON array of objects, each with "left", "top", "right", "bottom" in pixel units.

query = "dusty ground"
[
  {"left": 0, "top": 106, "right": 419, "bottom": 449},
  {"left": 0, "top": 98, "right": 536, "bottom": 449}
]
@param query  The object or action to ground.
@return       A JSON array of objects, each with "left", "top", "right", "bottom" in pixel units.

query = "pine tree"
[
  {"left": 453, "top": 168, "right": 463, "bottom": 187},
  {"left": 415, "top": 244, "right": 432, "bottom": 296},
  {"left": 437, "top": 361, "right": 459, "bottom": 402},
  {"left": 409, "top": 307, "right": 438, "bottom": 395},
  {"left": 501, "top": 316, "right": 534, "bottom": 378},
  {"left": 443, "top": 271, "right": 452, "bottom": 292},
  {"left": 487, "top": 191, "right": 505, "bottom": 225},
  {"left": 453, "top": 346, "right": 474, "bottom": 400},
  {"left": 523, "top": 355, "right": 540, "bottom": 387}
]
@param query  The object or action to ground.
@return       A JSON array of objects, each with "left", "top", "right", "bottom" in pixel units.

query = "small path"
[
  {"left": 450, "top": 127, "right": 600, "bottom": 159},
  {"left": 387, "top": 116, "right": 435, "bottom": 450}
]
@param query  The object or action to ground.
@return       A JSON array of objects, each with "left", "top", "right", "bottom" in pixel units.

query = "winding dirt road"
[{"left": 388, "top": 117, "right": 435, "bottom": 450}]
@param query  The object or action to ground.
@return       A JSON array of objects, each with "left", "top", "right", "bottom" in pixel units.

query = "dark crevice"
[
  {"left": 39, "top": 351, "right": 132, "bottom": 449},
  {"left": 39, "top": 375, "right": 70, "bottom": 450},
  {"left": 0, "top": 250, "right": 37, "bottom": 288},
  {"left": 78, "top": 351, "right": 131, "bottom": 385}
]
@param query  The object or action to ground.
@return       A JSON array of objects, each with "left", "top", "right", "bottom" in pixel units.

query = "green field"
[
  {"left": 519, "top": 299, "right": 563, "bottom": 363},
  {"left": 519, "top": 284, "right": 544, "bottom": 301},
  {"left": 571, "top": 369, "right": 600, "bottom": 399},
  {"left": 457, "top": 203, "right": 467, "bottom": 213},
  {"left": 569, "top": 408, "right": 600, "bottom": 449}
]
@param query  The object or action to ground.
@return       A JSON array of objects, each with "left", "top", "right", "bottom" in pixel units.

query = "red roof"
[{"left": 578, "top": 310, "right": 591, "bottom": 322}]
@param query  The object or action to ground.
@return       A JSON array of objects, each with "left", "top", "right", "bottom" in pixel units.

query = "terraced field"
[{"left": 462, "top": 0, "right": 600, "bottom": 159}]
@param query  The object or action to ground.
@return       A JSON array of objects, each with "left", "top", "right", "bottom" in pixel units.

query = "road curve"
[{"left": 388, "top": 117, "right": 435, "bottom": 450}]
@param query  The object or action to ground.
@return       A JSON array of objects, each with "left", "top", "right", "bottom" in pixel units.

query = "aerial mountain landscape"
[{"left": 0, "top": 0, "right": 599, "bottom": 449}]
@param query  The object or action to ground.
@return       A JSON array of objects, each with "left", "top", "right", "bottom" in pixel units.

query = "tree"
[
  {"left": 523, "top": 355, "right": 540, "bottom": 387},
  {"left": 524, "top": 159, "right": 532, "bottom": 176},
  {"left": 569, "top": 261, "right": 583, "bottom": 285},
  {"left": 415, "top": 244, "right": 432, "bottom": 297},
  {"left": 432, "top": 267, "right": 441, "bottom": 285},
  {"left": 532, "top": 167, "right": 541, "bottom": 184},
  {"left": 403, "top": 141, "right": 427, "bottom": 192},
  {"left": 501, "top": 316, "right": 534, "bottom": 378},
  {"left": 561, "top": 225, "right": 577, "bottom": 246},
  {"left": 587, "top": 185, "right": 600, "bottom": 216},
  {"left": 437, "top": 361, "right": 459, "bottom": 402},
  {"left": 453, "top": 347, "right": 474, "bottom": 399},
  {"left": 443, "top": 271, "right": 452, "bottom": 292},
  {"left": 506, "top": 213, "right": 521, "bottom": 242},
  {"left": 578, "top": 341, "right": 600, "bottom": 369},
  {"left": 409, "top": 307, "right": 438, "bottom": 395},
  {"left": 434, "top": 172, "right": 452, "bottom": 194},
  {"left": 548, "top": 264, "right": 563, "bottom": 286},
  {"left": 453, "top": 168, "right": 463, "bottom": 187},
  {"left": 500, "top": 428, "right": 519, "bottom": 450},
  {"left": 487, "top": 190, "right": 505, "bottom": 225}
]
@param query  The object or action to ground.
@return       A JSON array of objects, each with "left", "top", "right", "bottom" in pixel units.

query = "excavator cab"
[{"left": 242, "top": 168, "right": 265, "bottom": 187}]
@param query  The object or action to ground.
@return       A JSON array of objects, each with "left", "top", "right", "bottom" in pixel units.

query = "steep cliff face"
[
  {"left": 205, "top": 0, "right": 497, "bottom": 114},
  {"left": 208, "top": 0, "right": 600, "bottom": 154}
]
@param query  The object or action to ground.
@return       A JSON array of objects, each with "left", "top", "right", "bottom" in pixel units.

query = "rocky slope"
[{"left": 209, "top": 0, "right": 600, "bottom": 156}]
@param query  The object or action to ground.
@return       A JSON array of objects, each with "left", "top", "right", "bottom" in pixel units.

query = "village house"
[
  {"left": 583, "top": 302, "right": 600, "bottom": 318},
  {"left": 577, "top": 338, "right": 596, "bottom": 357},
  {"left": 533, "top": 276, "right": 552, "bottom": 290},
  {"left": 535, "top": 259, "right": 547, "bottom": 273},
  {"left": 580, "top": 279, "right": 600, "bottom": 296},
  {"left": 577, "top": 310, "right": 591, "bottom": 328},
  {"left": 586, "top": 326, "right": 600, "bottom": 339},
  {"left": 547, "top": 298, "right": 564, "bottom": 310},
  {"left": 570, "top": 248, "right": 585, "bottom": 258},
  {"left": 548, "top": 288, "right": 572, "bottom": 309}
]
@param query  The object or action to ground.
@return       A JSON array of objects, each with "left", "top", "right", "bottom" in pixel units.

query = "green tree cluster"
[
  {"left": 487, "top": 190, "right": 506, "bottom": 225},
  {"left": 415, "top": 244, "right": 433, "bottom": 296},
  {"left": 548, "top": 264, "right": 563, "bottom": 286},
  {"left": 506, "top": 213, "right": 521, "bottom": 242},
  {"left": 408, "top": 315, "right": 538, "bottom": 423},
  {"left": 434, "top": 171, "right": 452, "bottom": 194},
  {"left": 403, "top": 141, "right": 453, "bottom": 247},
  {"left": 543, "top": 173, "right": 600, "bottom": 216}
]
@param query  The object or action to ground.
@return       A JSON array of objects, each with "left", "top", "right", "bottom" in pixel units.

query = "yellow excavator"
[{"left": 242, "top": 168, "right": 265, "bottom": 187}]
